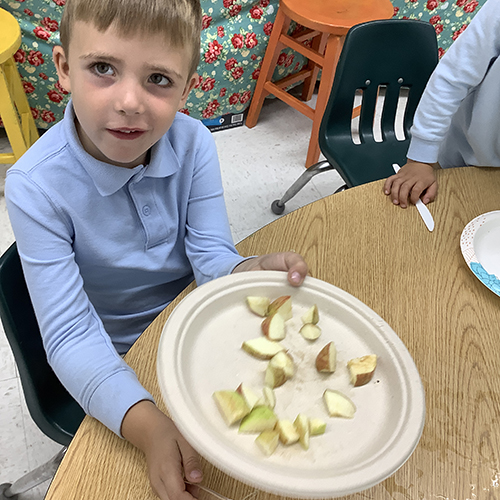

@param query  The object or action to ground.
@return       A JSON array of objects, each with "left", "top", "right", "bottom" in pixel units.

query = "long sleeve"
[
  {"left": 5, "top": 170, "right": 154, "bottom": 437},
  {"left": 407, "top": 0, "right": 500, "bottom": 163}
]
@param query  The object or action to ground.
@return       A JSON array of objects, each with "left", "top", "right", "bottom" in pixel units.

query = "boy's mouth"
[{"left": 107, "top": 128, "right": 146, "bottom": 140}]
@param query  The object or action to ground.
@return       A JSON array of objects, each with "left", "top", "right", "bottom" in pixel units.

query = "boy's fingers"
[
  {"left": 181, "top": 450, "right": 203, "bottom": 484},
  {"left": 383, "top": 175, "right": 394, "bottom": 195},
  {"left": 422, "top": 182, "right": 438, "bottom": 205},
  {"left": 283, "top": 252, "right": 308, "bottom": 286}
]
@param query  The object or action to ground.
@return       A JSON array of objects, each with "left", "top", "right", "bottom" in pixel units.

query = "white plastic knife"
[{"left": 392, "top": 163, "right": 435, "bottom": 232}]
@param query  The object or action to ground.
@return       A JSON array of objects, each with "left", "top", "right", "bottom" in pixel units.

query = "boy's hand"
[
  {"left": 383, "top": 160, "right": 438, "bottom": 208},
  {"left": 233, "top": 252, "right": 308, "bottom": 286},
  {"left": 121, "top": 400, "right": 203, "bottom": 500}
]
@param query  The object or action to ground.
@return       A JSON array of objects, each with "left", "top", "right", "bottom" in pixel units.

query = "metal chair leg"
[
  {"left": 271, "top": 161, "right": 347, "bottom": 215},
  {"left": 0, "top": 447, "right": 66, "bottom": 499}
]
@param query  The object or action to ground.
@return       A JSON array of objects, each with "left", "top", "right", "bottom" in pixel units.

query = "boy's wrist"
[{"left": 121, "top": 400, "right": 169, "bottom": 451}]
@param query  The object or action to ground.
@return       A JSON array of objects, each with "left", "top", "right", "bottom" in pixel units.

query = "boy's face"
[{"left": 53, "top": 21, "right": 198, "bottom": 169}]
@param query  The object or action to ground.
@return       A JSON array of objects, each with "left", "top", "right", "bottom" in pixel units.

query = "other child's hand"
[{"left": 383, "top": 160, "right": 438, "bottom": 208}]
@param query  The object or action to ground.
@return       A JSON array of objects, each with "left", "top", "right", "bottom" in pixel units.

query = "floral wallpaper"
[
  {"left": 0, "top": 0, "right": 308, "bottom": 129},
  {"left": 0, "top": 0, "right": 485, "bottom": 130}
]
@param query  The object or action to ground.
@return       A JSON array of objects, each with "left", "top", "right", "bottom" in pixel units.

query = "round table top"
[
  {"left": 0, "top": 9, "right": 21, "bottom": 64},
  {"left": 46, "top": 167, "right": 500, "bottom": 500}
]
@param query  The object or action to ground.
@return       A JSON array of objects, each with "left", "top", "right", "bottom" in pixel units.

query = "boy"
[
  {"left": 384, "top": 0, "right": 499, "bottom": 208},
  {"left": 4, "top": 0, "right": 308, "bottom": 499}
]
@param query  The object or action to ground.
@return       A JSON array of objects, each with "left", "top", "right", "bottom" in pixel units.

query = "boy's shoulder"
[
  {"left": 9, "top": 120, "right": 70, "bottom": 177},
  {"left": 168, "top": 111, "right": 213, "bottom": 143}
]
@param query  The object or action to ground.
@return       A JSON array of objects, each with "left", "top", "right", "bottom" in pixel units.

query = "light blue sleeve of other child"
[{"left": 407, "top": 0, "right": 500, "bottom": 164}]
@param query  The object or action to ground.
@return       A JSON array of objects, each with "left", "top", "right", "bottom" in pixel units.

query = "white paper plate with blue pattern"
[{"left": 460, "top": 211, "right": 500, "bottom": 297}]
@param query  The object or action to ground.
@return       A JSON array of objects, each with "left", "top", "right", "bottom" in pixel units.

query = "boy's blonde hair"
[{"left": 60, "top": 0, "right": 202, "bottom": 78}]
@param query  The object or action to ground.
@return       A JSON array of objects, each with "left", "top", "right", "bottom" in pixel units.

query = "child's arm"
[
  {"left": 383, "top": 160, "right": 439, "bottom": 208},
  {"left": 232, "top": 251, "right": 308, "bottom": 286},
  {"left": 385, "top": 0, "right": 500, "bottom": 207},
  {"left": 183, "top": 124, "right": 309, "bottom": 286},
  {"left": 121, "top": 400, "right": 202, "bottom": 500}
]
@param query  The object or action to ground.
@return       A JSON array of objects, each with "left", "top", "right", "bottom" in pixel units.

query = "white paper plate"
[
  {"left": 157, "top": 271, "right": 425, "bottom": 498},
  {"left": 460, "top": 211, "right": 500, "bottom": 297}
]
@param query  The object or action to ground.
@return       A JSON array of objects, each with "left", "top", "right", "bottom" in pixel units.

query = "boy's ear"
[
  {"left": 53, "top": 45, "right": 71, "bottom": 93},
  {"left": 179, "top": 73, "right": 199, "bottom": 109}
]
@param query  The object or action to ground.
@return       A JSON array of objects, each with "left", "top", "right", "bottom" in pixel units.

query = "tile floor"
[{"left": 0, "top": 96, "right": 344, "bottom": 498}]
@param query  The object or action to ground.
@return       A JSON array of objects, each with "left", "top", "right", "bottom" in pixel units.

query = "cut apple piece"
[
  {"left": 246, "top": 296, "right": 270, "bottom": 317},
  {"left": 323, "top": 389, "right": 356, "bottom": 419},
  {"left": 264, "top": 351, "right": 294, "bottom": 388},
  {"left": 309, "top": 418, "right": 327, "bottom": 436},
  {"left": 294, "top": 414, "right": 310, "bottom": 450},
  {"left": 213, "top": 390, "right": 251, "bottom": 425},
  {"left": 270, "top": 351, "right": 295, "bottom": 379},
  {"left": 315, "top": 342, "right": 337, "bottom": 373},
  {"left": 268, "top": 296, "right": 292, "bottom": 321},
  {"left": 264, "top": 363, "right": 287, "bottom": 388},
  {"left": 262, "top": 386, "right": 276, "bottom": 409},
  {"left": 239, "top": 405, "right": 278, "bottom": 433},
  {"left": 301, "top": 304, "right": 319, "bottom": 325},
  {"left": 347, "top": 354, "right": 378, "bottom": 387},
  {"left": 241, "top": 337, "right": 285, "bottom": 360},
  {"left": 275, "top": 419, "right": 300, "bottom": 445},
  {"left": 255, "top": 429, "right": 280, "bottom": 456},
  {"left": 261, "top": 313, "right": 286, "bottom": 341},
  {"left": 299, "top": 323, "right": 321, "bottom": 340},
  {"left": 236, "top": 383, "right": 261, "bottom": 409}
]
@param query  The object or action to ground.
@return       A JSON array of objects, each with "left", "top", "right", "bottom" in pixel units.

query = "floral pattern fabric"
[
  {"left": 391, "top": 0, "right": 483, "bottom": 57},
  {"left": 0, "top": 0, "right": 486, "bottom": 130},
  {"left": 0, "top": 0, "right": 308, "bottom": 129}
]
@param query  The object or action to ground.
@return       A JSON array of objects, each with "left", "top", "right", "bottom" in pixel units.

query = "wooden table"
[{"left": 46, "top": 167, "right": 500, "bottom": 500}]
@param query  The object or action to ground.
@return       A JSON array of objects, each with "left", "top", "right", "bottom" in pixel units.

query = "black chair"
[
  {"left": 271, "top": 19, "right": 439, "bottom": 214},
  {"left": 0, "top": 242, "right": 85, "bottom": 500}
]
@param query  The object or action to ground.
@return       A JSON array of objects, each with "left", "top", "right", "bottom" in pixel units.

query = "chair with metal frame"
[
  {"left": 270, "top": 19, "right": 439, "bottom": 215},
  {"left": 0, "top": 242, "right": 85, "bottom": 500}
]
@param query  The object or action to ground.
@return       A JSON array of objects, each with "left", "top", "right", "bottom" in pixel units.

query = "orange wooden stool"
[{"left": 246, "top": 0, "right": 394, "bottom": 168}]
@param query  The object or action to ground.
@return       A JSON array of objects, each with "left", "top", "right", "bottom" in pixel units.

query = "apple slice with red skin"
[
  {"left": 347, "top": 354, "right": 378, "bottom": 387},
  {"left": 315, "top": 342, "right": 337, "bottom": 373}
]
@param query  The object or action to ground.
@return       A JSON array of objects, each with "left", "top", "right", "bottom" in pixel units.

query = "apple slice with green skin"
[
  {"left": 246, "top": 296, "right": 270, "bottom": 317},
  {"left": 323, "top": 389, "right": 356, "bottom": 419},
  {"left": 241, "top": 337, "right": 285, "bottom": 360},
  {"left": 239, "top": 405, "right": 278, "bottom": 433},
  {"left": 268, "top": 296, "right": 292, "bottom": 321},
  {"left": 262, "top": 386, "right": 276, "bottom": 409},
  {"left": 236, "top": 383, "right": 261, "bottom": 409},
  {"left": 255, "top": 429, "right": 280, "bottom": 456},
  {"left": 261, "top": 313, "right": 286, "bottom": 341},
  {"left": 301, "top": 304, "right": 319, "bottom": 325},
  {"left": 309, "top": 418, "right": 327, "bottom": 436},
  {"left": 294, "top": 414, "right": 310, "bottom": 450},
  {"left": 315, "top": 341, "right": 337, "bottom": 373},
  {"left": 213, "top": 390, "right": 251, "bottom": 425},
  {"left": 347, "top": 354, "right": 378, "bottom": 387},
  {"left": 299, "top": 323, "right": 321, "bottom": 340},
  {"left": 275, "top": 419, "right": 300, "bottom": 445}
]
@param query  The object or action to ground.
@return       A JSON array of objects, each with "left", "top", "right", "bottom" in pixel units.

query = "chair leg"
[
  {"left": 0, "top": 447, "right": 66, "bottom": 499},
  {"left": 271, "top": 160, "right": 335, "bottom": 214},
  {"left": 305, "top": 35, "right": 344, "bottom": 168},
  {"left": 246, "top": 8, "right": 291, "bottom": 128}
]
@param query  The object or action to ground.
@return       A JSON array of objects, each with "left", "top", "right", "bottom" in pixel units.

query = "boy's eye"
[
  {"left": 93, "top": 63, "right": 114, "bottom": 76},
  {"left": 149, "top": 73, "right": 171, "bottom": 86}
]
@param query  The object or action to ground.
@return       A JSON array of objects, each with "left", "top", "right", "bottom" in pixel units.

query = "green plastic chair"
[
  {"left": 0, "top": 243, "right": 85, "bottom": 500},
  {"left": 271, "top": 19, "right": 439, "bottom": 214}
]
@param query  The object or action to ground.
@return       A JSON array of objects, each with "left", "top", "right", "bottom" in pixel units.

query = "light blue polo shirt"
[{"left": 5, "top": 102, "right": 245, "bottom": 436}]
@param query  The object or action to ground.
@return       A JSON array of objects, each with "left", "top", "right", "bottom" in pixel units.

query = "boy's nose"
[{"left": 114, "top": 79, "right": 145, "bottom": 115}]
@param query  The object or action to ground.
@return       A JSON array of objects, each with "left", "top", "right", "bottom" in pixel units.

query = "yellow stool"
[{"left": 0, "top": 8, "right": 39, "bottom": 164}]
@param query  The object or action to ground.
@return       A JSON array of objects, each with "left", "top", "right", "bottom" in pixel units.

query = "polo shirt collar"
[{"left": 64, "top": 100, "right": 180, "bottom": 196}]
